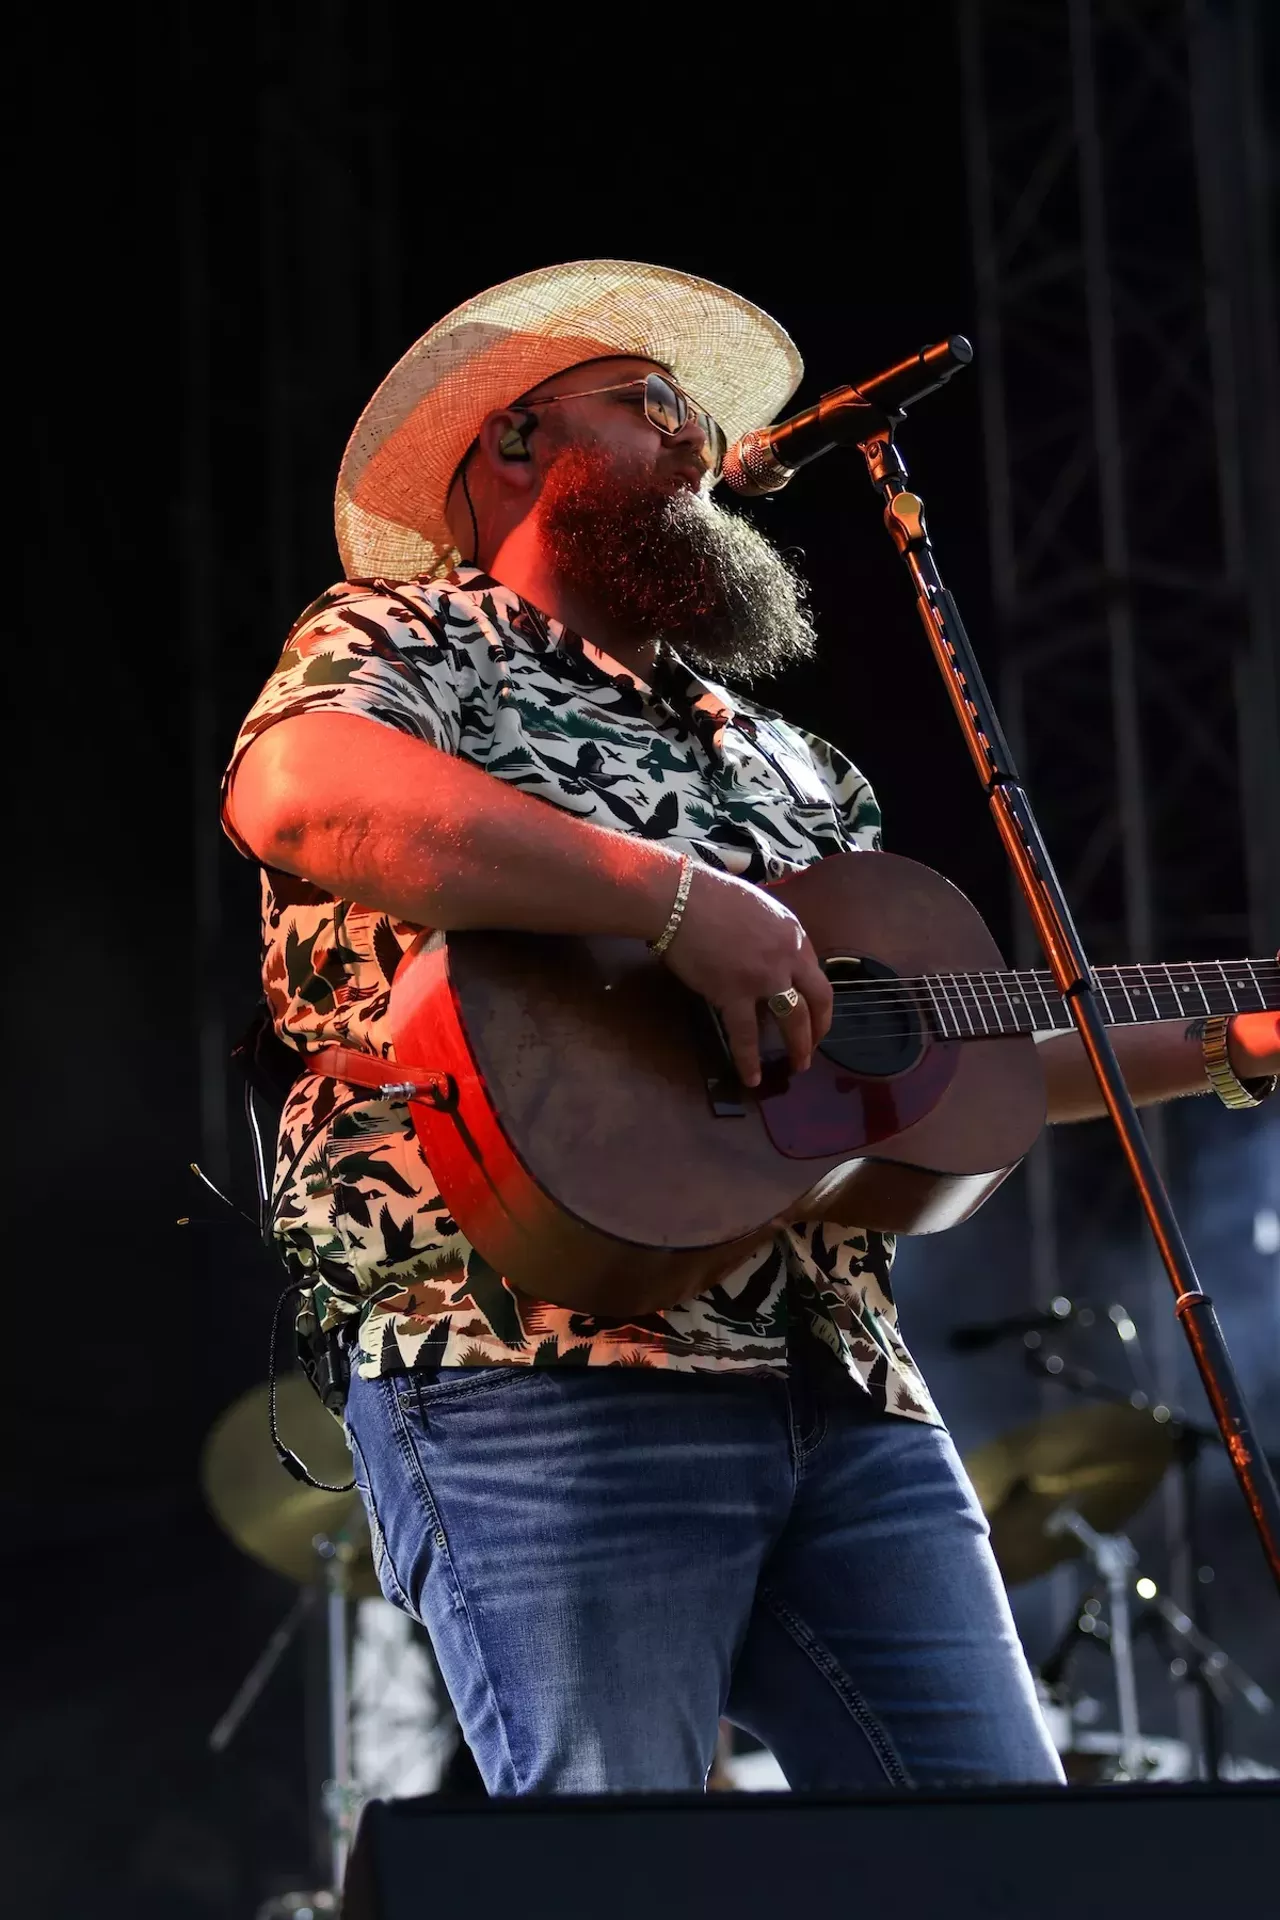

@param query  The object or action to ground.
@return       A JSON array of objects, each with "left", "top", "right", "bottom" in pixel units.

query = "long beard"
[{"left": 535, "top": 444, "right": 817, "bottom": 681}]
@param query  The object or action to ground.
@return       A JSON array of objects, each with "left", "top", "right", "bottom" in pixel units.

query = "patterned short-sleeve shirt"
[{"left": 222, "top": 566, "right": 940, "bottom": 1425}]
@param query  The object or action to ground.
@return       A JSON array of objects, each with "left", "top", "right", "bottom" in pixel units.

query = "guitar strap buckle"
[{"left": 308, "top": 1046, "right": 456, "bottom": 1112}]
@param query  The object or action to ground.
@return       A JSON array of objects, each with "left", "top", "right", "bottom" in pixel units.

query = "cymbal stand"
[
  {"left": 1035, "top": 1552, "right": 1272, "bottom": 1781},
  {"left": 1046, "top": 1507, "right": 1143, "bottom": 1777},
  {"left": 208, "top": 1554, "right": 352, "bottom": 1916},
  {"left": 314, "top": 1531, "right": 364, "bottom": 1892},
  {"left": 1172, "top": 1421, "right": 1221, "bottom": 1780},
  {"left": 1019, "top": 1343, "right": 1277, "bottom": 1777},
  {"left": 850, "top": 411, "right": 1280, "bottom": 1599},
  {"left": 209, "top": 1589, "right": 315, "bottom": 1755},
  {"left": 252, "top": 1533, "right": 367, "bottom": 1918},
  {"left": 1136, "top": 1593, "right": 1273, "bottom": 1729}
]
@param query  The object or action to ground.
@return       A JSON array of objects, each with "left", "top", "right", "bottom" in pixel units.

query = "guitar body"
[{"left": 389, "top": 852, "right": 1046, "bottom": 1317}]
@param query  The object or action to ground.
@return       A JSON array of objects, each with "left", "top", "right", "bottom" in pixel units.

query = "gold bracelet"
[
  {"left": 649, "top": 854, "right": 694, "bottom": 957},
  {"left": 1200, "top": 1013, "right": 1277, "bottom": 1110}
]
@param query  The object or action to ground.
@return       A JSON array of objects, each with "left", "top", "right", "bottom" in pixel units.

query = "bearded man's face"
[{"left": 534, "top": 439, "right": 817, "bottom": 682}]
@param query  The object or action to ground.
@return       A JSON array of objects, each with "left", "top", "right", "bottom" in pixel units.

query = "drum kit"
[
  {"left": 200, "top": 1309, "right": 1275, "bottom": 1913},
  {"left": 963, "top": 1306, "right": 1277, "bottom": 1792}
]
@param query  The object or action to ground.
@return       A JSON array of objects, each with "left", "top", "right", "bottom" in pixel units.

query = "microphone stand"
[{"left": 848, "top": 414, "right": 1280, "bottom": 1599}]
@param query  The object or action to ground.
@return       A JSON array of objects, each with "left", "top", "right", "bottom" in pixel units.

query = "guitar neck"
[{"left": 907, "top": 959, "right": 1280, "bottom": 1041}]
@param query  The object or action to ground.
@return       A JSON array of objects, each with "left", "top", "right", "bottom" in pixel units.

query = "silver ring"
[{"left": 767, "top": 987, "right": 802, "bottom": 1018}]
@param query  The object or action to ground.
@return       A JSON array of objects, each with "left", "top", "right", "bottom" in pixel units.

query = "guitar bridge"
[{"left": 694, "top": 1004, "right": 746, "bottom": 1117}]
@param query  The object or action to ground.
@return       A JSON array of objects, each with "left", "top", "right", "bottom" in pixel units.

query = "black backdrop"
[{"left": 12, "top": 10, "right": 1279, "bottom": 1917}]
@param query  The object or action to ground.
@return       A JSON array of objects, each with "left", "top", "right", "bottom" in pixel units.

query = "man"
[{"left": 224, "top": 261, "right": 1277, "bottom": 1796}]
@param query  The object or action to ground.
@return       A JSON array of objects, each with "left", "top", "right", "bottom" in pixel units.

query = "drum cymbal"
[
  {"left": 201, "top": 1375, "right": 378, "bottom": 1597},
  {"left": 964, "top": 1401, "right": 1178, "bottom": 1586}
]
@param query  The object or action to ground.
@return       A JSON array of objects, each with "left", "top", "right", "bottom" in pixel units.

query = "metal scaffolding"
[
  {"left": 961, "top": 0, "right": 1277, "bottom": 972},
  {"left": 177, "top": 1, "right": 404, "bottom": 1184},
  {"left": 254, "top": 0, "right": 406, "bottom": 641},
  {"left": 959, "top": 0, "right": 1278, "bottom": 1332},
  {"left": 958, "top": 0, "right": 1279, "bottom": 1698}
]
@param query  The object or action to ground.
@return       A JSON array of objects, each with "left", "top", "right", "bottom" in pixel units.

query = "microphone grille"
[{"left": 720, "top": 432, "right": 794, "bottom": 497}]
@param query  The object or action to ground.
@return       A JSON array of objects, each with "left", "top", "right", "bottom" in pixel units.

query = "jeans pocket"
[{"left": 394, "top": 1363, "right": 540, "bottom": 1413}]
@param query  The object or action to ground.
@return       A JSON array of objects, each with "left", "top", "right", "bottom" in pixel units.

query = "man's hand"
[
  {"left": 658, "top": 865, "right": 833, "bottom": 1088},
  {"left": 1227, "top": 1008, "right": 1280, "bottom": 1082}
]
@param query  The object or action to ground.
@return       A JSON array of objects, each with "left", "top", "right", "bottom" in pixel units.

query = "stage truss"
[{"left": 958, "top": 0, "right": 1279, "bottom": 1699}]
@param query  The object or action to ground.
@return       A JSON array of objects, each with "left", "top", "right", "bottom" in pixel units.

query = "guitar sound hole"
[{"left": 818, "top": 957, "right": 924, "bottom": 1077}]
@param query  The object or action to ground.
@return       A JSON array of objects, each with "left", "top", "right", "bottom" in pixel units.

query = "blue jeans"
[{"left": 344, "top": 1330, "right": 1064, "bottom": 1794}]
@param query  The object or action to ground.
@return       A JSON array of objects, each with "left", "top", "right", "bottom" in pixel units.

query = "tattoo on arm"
[{"left": 1184, "top": 1018, "right": 1209, "bottom": 1043}]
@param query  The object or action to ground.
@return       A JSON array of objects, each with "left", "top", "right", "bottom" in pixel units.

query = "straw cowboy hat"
[{"left": 334, "top": 259, "right": 803, "bottom": 582}]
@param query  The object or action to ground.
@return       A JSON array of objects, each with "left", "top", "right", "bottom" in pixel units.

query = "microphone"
[
  {"left": 721, "top": 335, "right": 973, "bottom": 496},
  {"left": 947, "top": 1298, "right": 1078, "bottom": 1353}
]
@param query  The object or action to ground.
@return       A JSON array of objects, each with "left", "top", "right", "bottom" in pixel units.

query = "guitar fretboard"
[{"left": 838, "top": 959, "right": 1280, "bottom": 1042}]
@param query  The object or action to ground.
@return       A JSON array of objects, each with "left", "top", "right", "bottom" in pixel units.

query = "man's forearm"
[
  {"left": 1042, "top": 1019, "right": 1214, "bottom": 1123},
  {"left": 228, "top": 722, "right": 1275, "bottom": 1107},
  {"left": 228, "top": 712, "right": 680, "bottom": 939}
]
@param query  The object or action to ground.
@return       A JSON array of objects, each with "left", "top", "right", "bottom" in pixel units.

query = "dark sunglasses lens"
[
  {"left": 642, "top": 374, "right": 724, "bottom": 474},
  {"left": 701, "top": 415, "right": 727, "bottom": 474},
  {"left": 643, "top": 373, "right": 686, "bottom": 435}
]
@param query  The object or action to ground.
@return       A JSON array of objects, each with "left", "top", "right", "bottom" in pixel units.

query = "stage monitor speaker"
[{"left": 342, "top": 1781, "right": 1277, "bottom": 1919}]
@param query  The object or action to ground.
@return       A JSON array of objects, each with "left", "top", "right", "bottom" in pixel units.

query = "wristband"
[
  {"left": 1200, "top": 1014, "right": 1277, "bottom": 1110},
  {"left": 649, "top": 854, "right": 694, "bottom": 957}
]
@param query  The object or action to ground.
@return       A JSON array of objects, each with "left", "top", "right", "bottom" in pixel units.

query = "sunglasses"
[{"left": 522, "top": 371, "right": 727, "bottom": 476}]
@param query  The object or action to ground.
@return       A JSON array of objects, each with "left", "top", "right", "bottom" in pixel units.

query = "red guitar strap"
[{"left": 306, "top": 1046, "right": 454, "bottom": 1109}]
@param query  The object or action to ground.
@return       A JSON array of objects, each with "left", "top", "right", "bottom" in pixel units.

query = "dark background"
[{"left": 12, "top": 7, "right": 1279, "bottom": 1916}]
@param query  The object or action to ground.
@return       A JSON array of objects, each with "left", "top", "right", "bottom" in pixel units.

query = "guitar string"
[
  {"left": 812, "top": 966, "right": 1279, "bottom": 1009},
  {"left": 809, "top": 964, "right": 1279, "bottom": 1035},
  {"left": 821, "top": 998, "right": 1280, "bottom": 1029},
  {"left": 809, "top": 962, "right": 1279, "bottom": 1005},
  {"left": 817, "top": 987, "right": 1279, "bottom": 1028},
  {"left": 812, "top": 962, "right": 1278, "bottom": 990},
  {"left": 817, "top": 1000, "right": 1277, "bottom": 1040}
]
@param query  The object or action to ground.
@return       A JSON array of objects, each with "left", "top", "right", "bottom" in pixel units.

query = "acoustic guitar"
[{"left": 314, "top": 852, "right": 1278, "bottom": 1319}]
